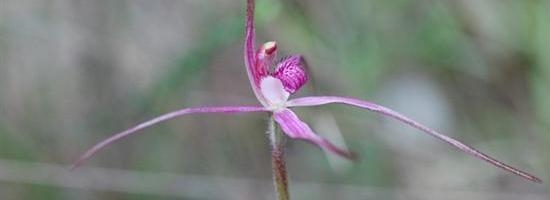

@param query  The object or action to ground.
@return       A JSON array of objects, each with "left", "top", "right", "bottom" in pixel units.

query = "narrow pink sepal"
[
  {"left": 287, "top": 96, "right": 542, "bottom": 183},
  {"left": 244, "top": 0, "right": 267, "bottom": 105},
  {"left": 273, "top": 55, "right": 308, "bottom": 94},
  {"left": 273, "top": 108, "right": 356, "bottom": 160},
  {"left": 72, "top": 106, "right": 268, "bottom": 169}
]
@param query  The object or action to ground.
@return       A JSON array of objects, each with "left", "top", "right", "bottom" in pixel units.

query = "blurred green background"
[{"left": 0, "top": 0, "right": 548, "bottom": 199}]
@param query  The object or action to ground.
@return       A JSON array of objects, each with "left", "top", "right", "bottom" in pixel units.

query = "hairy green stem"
[{"left": 269, "top": 117, "right": 289, "bottom": 200}]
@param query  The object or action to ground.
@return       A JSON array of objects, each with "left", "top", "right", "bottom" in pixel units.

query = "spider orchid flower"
[{"left": 73, "top": 0, "right": 541, "bottom": 184}]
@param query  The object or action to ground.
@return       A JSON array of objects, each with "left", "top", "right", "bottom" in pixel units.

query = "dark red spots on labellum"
[{"left": 272, "top": 55, "right": 308, "bottom": 94}]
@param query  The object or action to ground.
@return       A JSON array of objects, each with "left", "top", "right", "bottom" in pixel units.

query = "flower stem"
[{"left": 269, "top": 117, "right": 289, "bottom": 200}]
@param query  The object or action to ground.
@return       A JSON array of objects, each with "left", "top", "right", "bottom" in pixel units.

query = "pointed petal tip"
[
  {"left": 69, "top": 162, "right": 80, "bottom": 171},
  {"left": 319, "top": 138, "right": 358, "bottom": 161},
  {"left": 520, "top": 172, "right": 543, "bottom": 183},
  {"left": 532, "top": 176, "right": 543, "bottom": 183},
  {"left": 70, "top": 148, "right": 97, "bottom": 171}
]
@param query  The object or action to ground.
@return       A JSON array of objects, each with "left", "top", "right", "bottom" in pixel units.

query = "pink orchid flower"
[{"left": 73, "top": 0, "right": 541, "bottom": 183}]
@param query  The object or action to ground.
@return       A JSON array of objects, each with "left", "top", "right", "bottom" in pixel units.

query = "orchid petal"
[
  {"left": 273, "top": 108, "right": 356, "bottom": 160},
  {"left": 244, "top": 0, "right": 268, "bottom": 105},
  {"left": 72, "top": 106, "right": 268, "bottom": 169},
  {"left": 287, "top": 96, "right": 542, "bottom": 183}
]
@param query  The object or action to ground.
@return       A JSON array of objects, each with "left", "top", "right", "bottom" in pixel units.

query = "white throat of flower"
[{"left": 260, "top": 76, "right": 290, "bottom": 111}]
